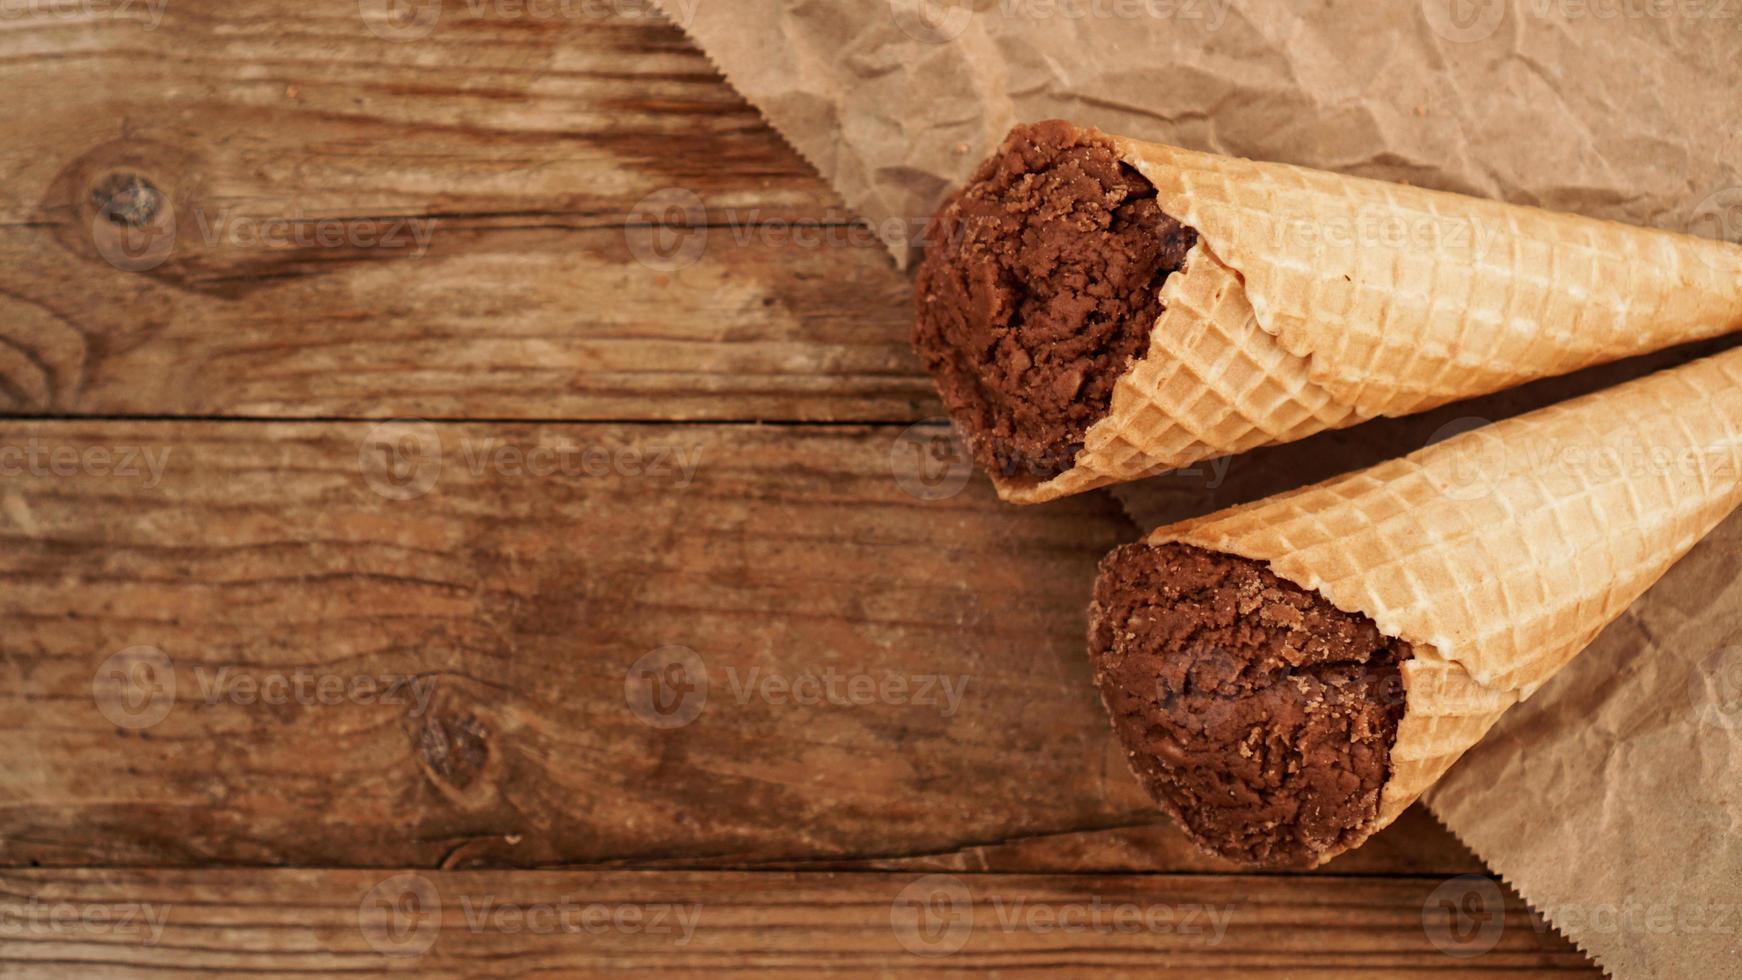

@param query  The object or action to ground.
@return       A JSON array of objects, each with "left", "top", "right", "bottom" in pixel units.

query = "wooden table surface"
[{"left": 0, "top": 2, "right": 1601, "bottom": 975}]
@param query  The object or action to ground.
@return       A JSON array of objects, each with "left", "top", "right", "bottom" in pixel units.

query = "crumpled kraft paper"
[
  {"left": 1106, "top": 339, "right": 1742, "bottom": 975},
  {"left": 655, "top": 1, "right": 1742, "bottom": 975},
  {"left": 663, "top": 0, "right": 1740, "bottom": 269}
]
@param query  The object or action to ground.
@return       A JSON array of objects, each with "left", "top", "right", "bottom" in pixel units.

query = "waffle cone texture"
[
  {"left": 998, "top": 131, "right": 1742, "bottom": 503},
  {"left": 1129, "top": 346, "right": 1742, "bottom": 859}
]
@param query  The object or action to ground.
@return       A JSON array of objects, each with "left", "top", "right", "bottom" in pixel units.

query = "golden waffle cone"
[
  {"left": 1137, "top": 345, "right": 1742, "bottom": 855},
  {"left": 997, "top": 242, "right": 1360, "bottom": 502},
  {"left": 996, "top": 131, "right": 1742, "bottom": 504}
]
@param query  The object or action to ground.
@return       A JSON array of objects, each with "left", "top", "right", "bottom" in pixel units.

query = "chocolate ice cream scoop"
[
  {"left": 1089, "top": 542, "right": 1410, "bottom": 868},
  {"left": 912, "top": 119, "right": 1195, "bottom": 482}
]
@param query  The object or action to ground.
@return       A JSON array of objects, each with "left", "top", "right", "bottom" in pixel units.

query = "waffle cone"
[
  {"left": 997, "top": 131, "right": 1742, "bottom": 504},
  {"left": 1140, "top": 346, "right": 1742, "bottom": 856}
]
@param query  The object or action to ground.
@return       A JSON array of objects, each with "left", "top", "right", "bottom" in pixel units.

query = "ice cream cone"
[
  {"left": 1141, "top": 345, "right": 1742, "bottom": 845},
  {"left": 996, "top": 241, "right": 1359, "bottom": 502},
  {"left": 991, "top": 128, "right": 1742, "bottom": 504}
]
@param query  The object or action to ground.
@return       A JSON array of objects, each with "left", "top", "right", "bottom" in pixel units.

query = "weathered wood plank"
[
  {"left": 0, "top": 1, "right": 926, "bottom": 420},
  {"left": 1, "top": 419, "right": 1131, "bottom": 867},
  {"left": 817, "top": 808, "right": 1485, "bottom": 878},
  {"left": 0, "top": 0, "right": 823, "bottom": 224},
  {"left": 0, "top": 868, "right": 1597, "bottom": 976},
  {"left": 0, "top": 2, "right": 1605, "bottom": 973},
  {"left": 0, "top": 420, "right": 1478, "bottom": 875},
  {"left": 0, "top": 222, "right": 922, "bottom": 420}
]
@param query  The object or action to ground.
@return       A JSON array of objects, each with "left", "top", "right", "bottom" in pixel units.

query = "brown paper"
[
  {"left": 665, "top": 0, "right": 1740, "bottom": 269},
  {"left": 656, "top": 1, "right": 1742, "bottom": 974},
  {"left": 1108, "top": 343, "right": 1742, "bottom": 977},
  {"left": 1426, "top": 509, "right": 1742, "bottom": 977}
]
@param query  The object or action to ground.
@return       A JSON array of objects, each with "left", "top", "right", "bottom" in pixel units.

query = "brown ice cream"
[
  {"left": 1088, "top": 542, "right": 1412, "bottom": 868},
  {"left": 913, "top": 120, "right": 1196, "bottom": 482}
]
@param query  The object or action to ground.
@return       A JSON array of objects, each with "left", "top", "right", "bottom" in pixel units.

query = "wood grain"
[
  {"left": 0, "top": 0, "right": 927, "bottom": 421},
  {"left": 0, "top": 868, "right": 1597, "bottom": 977},
  {"left": 0, "top": 3, "right": 1605, "bottom": 974},
  {"left": 0, "top": 419, "right": 1476, "bottom": 876},
  {"left": 0, "top": 419, "right": 1128, "bottom": 867}
]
